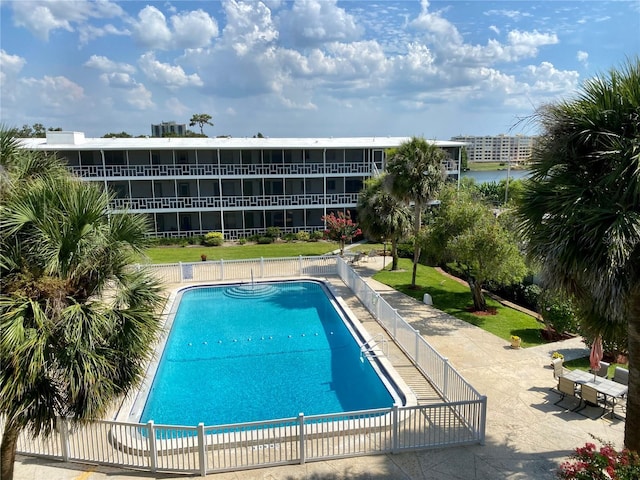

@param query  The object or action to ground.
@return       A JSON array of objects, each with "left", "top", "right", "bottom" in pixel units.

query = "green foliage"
[
  {"left": 265, "top": 226, "right": 281, "bottom": 239},
  {"left": 257, "top": 236, "right": 274, "bottom": 244},
  {"left": 310, "top": 230, "right": 324, "bottom": 241},
  {"left": 283, "top": 233, "right": 296, "bottom": 242},
  {"left": 537, "top": 289, "right": 579, "bottom": 334},
  {"left": 321, "top": 211, "right": 362, "bottom": 254},
  {"left": 558, "top": 442, "right": 640, "bottom": 479},
  {"left": 296, "top": 231, "right": 310, "bottom": 241},
  {"left": 237, "top": 238, "right": 247, "bottom": 245},
  {"left": 189, "top": 113, "right": 214, "bottom": 135},
  {"left": 202, "top": 231, "right": 224, "bottom": 246},
  {"left": 373, "top": 259, "right": 544, "bottom": 346}
]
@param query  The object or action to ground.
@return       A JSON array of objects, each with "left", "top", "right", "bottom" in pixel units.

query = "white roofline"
[{"left": 17, "top": 131, "right": 466, "bottom": 150}]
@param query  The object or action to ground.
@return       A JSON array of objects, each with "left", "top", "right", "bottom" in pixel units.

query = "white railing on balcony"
[{"left": 3, "top": 256, "right": 485, "bottom": 476}]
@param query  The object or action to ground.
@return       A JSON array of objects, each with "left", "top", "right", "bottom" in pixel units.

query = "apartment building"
[
  {"left": 451, "top": 134, "right": 538, "bottom": 164},
  {"left": 151, "top": 121, "right": 186, "bottom": 137},
  {"left": 20, "top": 131, "right": 463, "bottom": 240}
]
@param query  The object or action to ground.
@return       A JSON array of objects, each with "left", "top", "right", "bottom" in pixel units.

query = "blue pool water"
[{"left": 139, "top": 281, "right": 396, "bottom": 426}]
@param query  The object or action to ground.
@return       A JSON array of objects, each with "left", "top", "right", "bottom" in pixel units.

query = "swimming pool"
[{"left": 136, "top": 280, "right": 401, "bottom": 426}]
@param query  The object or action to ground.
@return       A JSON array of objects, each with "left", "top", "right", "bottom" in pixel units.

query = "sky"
[{"left": 1, "top": 0, "right": 638, "bottom": 140}]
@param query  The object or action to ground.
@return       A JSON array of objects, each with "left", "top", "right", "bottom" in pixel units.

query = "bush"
[
  {"left": 265, "top": 226, "right": 281, "bottom": 239},
  {"left": 257, "top": 236, "right": 273, "bottom": 244},
  {"left": 237, "top": 238, "right": 247, "bottom": 245},
  {"left": 283, "top": 232, "right": 296, "bottom": 242},
  {"left": 202, "top": 231, "right": 224, "bottom": 246},
  {"left": 558, "top": 442, "right": 640, "bottom": 479},
  {"left": 310, "top": 230, "right": 324, "bottom": 241},
  {"left": 538, "top": 289, "right": 579, "bottom": 335},
  {"left": 296, "top": 231, "right": 310, "bottom": 242}
]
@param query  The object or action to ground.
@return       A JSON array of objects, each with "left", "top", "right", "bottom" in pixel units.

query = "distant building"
[
  {"left": 19, "top": 131, "right": 464, "bottom": 240},
  {"left": 151, "top": 121, "right": 186, "bottom": 137},
  {"left": 451, "top": 134, "right": 539, "bottom": 164}
]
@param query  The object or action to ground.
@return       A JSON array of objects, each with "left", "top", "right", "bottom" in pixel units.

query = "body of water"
[{"left": 461, "top": 169, "right": 531, "bottom": 184}]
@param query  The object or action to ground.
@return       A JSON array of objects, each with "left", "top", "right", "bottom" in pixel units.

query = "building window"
[{"left": 178, "top": 183, "right": 190, "bottom": 197}]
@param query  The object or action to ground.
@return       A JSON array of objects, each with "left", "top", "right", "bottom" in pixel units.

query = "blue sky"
[{"left": 1, "top": 0, "right": 638, "bottom": 139}]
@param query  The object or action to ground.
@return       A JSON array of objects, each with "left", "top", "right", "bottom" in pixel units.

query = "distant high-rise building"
[
  {"left": 151, "top": 121, "right": 186, "bottom": 137},
  {"left": 451, "top": 134, "right": 539, "bottom": 164}
]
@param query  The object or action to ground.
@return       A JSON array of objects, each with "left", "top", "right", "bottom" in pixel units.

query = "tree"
[
  {"left": 357, "top": 175, "right": 412, "bottom": 270},
  {"left": 0, "top": 128, "right": 164, "bottom": 480},
  {"left": 189, "top": 113, "right": 214, "bottom": 136},
  {"left": 425, "top": 187, "right": 527, "bottom": 311},
  {"left": 515, "top": 58, "right": 640, "bottom": 450},
  {"left": 102, "top": 131, "right": 132, "bottom": 138},
  {"left": 385, "top": 137, "right": 447, "bottom": 288},
  {"left": 321, "top": 211, "right": 361, "bottom": 255}
]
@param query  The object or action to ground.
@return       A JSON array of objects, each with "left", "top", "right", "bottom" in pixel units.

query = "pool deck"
[{"left": 13, "top": 255, "right": 625, "bottom": 480}]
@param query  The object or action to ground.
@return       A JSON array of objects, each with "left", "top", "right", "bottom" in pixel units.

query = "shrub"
[
  {"left": 558, "top": 442, "right": 640, "bottom": 479},
  {"left": 237, "top": 238, "right": 247, "bottom": 245},
  {"left": 283, "top": 232, "right": 296, "bottom": 242},
  {"left": 296, "top": 231, "right": 310, "bottom": 242},
  {"left": 202, "top": 231, "right": 224, "bottom": 246},
  {"left": 257, "top": 236, "right": 273, "bottom": 244},
  {"left": 310, "top": 230, "right": 324, "bottom": 241},
  {"left": 538, "top": 289, "right": 579, "bottom": 335},
  {"left": 265, "top": 226, "right": 281, "bottom": 239}
]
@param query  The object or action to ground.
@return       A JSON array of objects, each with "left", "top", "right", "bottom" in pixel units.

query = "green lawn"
[
  {"left": 373, "top": 258, "right": 545, "bottom": 346},
  {"left": 141, "top": 241, "right": 337, "bottom": 264}
]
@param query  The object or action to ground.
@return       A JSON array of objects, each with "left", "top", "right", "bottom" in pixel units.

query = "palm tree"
[
  {"left": 516, "top": 58, "right": 640, "bottom": 451},
  {"left": 189, "top": 113, "right": 214, "bottom": 135},
  {"left": 357, "top": 175, "right": 412, "bottom": 270},
  {"left": 0, "top": 130, "right": 164, "bottom": 480},
  {"left": 385, "top": 137, "right": 447, "bottom": 287}
]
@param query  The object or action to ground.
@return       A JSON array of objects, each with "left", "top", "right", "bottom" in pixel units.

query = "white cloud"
[
  {"left": 10, "top": 0, "right": 124, "bottom": 41},
  {"left": 489, "top": 25, "right": 500, "bottom": 35},
  {"left": 577, "top": 50, "right": 589, "bottom": 67},
  {"left": 131, "top": 5, "right": 218, "bottom": 50},
  {"left": 21, "top": 76, "right": 85, "bottom": 108},
  {"left": 525, "top": 62, "right": 580, "bottom": 93},
  {"left": 99, "top": 72, "right": 138, "bottom": 88},
  {"left": 0, "top": 50, "right": 27, "bottom": 77},
  {"left": 277, "top": 0, "right": 363, "bottom": 47},
  {"left": 126, "top": 84, "right": 154, "bottom": 109},
  {"left": 78, "top": 23, "right": 129, "bottom": 46},
  {"left": 138, "top": 52, "right": 203, "bottom": 88},
  {"left": 484, "top": 9, "right": 532, "bottom": 21},
  {"left": 165, "top": 97, "right": 190, "bottom": 116},
  {"left": 84, "top": 55, "right": 136, "bottom": 74}
]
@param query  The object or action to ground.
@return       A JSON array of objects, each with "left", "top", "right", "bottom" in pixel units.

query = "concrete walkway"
[{"left": 13, "top": 256, "right": 625, "bottom": 480}]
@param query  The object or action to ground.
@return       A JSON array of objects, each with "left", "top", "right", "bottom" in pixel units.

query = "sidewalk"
[{"left": 13, "top": 255, "right": 625, "bottom": 480}]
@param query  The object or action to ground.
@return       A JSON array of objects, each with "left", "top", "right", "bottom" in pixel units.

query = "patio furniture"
[
  {"left": 563, "top": 369, "right": 628, "bottom": 419},
  {"left": 554, "top": 376, "right": 580, "bottom": 409},
  {"left": 594, "top": 361, "right": 610, "bottom": 378},
  {"left": 613, "top": 367, "right": 629, "bottom": 386},
  {"left": 577, "top": 385, "right": 606, "bottom": 418},
  {"left": 552, "top": 358, "right": 567, "bottom": 380}
]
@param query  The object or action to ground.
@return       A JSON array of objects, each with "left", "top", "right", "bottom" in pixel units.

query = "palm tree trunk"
[
  {"left": 391, "top": 238, "right": 399, "bottom": 270},
  {"left": 469, "top": 278, "right": 486, "bottom": 311},
  {"left": 625, "top": 296, "right": 640, "bottom": 451},
  {"left": 411, "top": 203, "right": 422, "bottom": 288},
  {"left": 1, "top": 420, "right": 19, "bottom": 480}
]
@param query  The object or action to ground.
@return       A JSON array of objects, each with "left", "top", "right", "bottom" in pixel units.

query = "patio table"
[{"left": 562, "top": 369, "right": 628, "bottom": 418}]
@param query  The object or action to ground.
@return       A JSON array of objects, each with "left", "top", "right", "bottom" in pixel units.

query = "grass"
[
  {"left": 468, "top": 161, "right": 528, "bottom": 171},
  {"left": 373, "top": 258, "right": 545, "bottom": 347},
  {"left": 564, "top": 357, "right": 628, "bottom": 377},
  {"left": 141, "top": 241, "right": 338, "bottom": 264}
]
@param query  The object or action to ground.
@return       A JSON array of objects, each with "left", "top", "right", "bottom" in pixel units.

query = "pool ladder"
[{"left": 360, "top": 334, "right": 388, "bottom": 361}]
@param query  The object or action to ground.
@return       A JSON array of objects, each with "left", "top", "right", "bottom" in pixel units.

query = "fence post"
[
  {"left": 197, "top": 423, "right": 207, "bottom": 476},
  {"left": 443, "top": 358, "right": 450, "bottom": 400},
  {"left": 392, "top": 404, "right": 399, "bottom": 454},
  {"left": 179, "top": 262, "right": 184, "bottom": 283},
  {"left": 147, "top": 421, "right": 157, "bottom": 473},
  {"left": 220, "top": 259, "right": 224, "bottom": 281},
  {"left": 479, "top": 396, "right": 488, "bottom": 445},
  {"left": 58, "top": 416, "right": 70, "bottom": 462},
  {"left": 298, "top": 413, "right": 305, "bottom": 465},
  {"left": 260, "top": 257, "right": 264, "bottom": 277},
  {"left": 299, "top": 255, "right": 303, "bottom": 276},
  {"left": 414, "top": 329, "right": 420, "bottom": 364}
]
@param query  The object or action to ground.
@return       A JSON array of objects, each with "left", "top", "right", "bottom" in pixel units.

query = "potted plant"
[
  {"left": 510, "top": 335, "right": 522, "bottom": 349},
  {"left": 200, "top": 254, "right": 207, "bottom": 262}
]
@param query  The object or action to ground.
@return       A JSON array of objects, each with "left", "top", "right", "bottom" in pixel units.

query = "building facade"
[
  {"left": 20, "top": 132, "right": 464, "bottom": 240},
  {"left": 151, "top": 121, "right": 187, "bottom": 137},
  {"left": 451, "top": 134, "right": 538, "bottom": 164}
]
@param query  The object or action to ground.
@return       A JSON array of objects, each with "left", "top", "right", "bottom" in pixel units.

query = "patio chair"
[
  {"left": 554, "top": 376, "right": 580, "bottom": 409},
  {"left": 595, "top": 361, "right": 610, "bottom": 378},
  {"left": 613, "top": 367, "right": 629, "bottom": 386},
  {"left": 577, "top": 384, "right": 605, "bottom": 417},
  {"left": 552, "top": 358, "right": 567, "bottom": 380},
  {"left": 349, "top": 252, "right": 363, "bottom": 265},
  {"left": 367, "top": 250, "right": 377, "bottom": 261}
]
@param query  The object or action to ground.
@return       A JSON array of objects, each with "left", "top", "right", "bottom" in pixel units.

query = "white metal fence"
[{"left": 4, "top": 255, "right": 486, "bottom": 475}]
